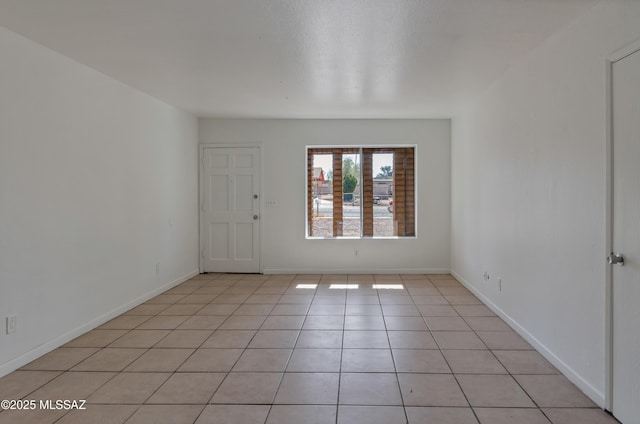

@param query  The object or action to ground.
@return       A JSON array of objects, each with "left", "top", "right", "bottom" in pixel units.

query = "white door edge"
[{"left": 605, "top": 39, "right": 640, "bottom": 414}]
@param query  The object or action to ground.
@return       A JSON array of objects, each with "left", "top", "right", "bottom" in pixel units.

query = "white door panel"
[
  {"left": 202, "top": 147, "right": 260, "bottom": 273},
  {"left": 235, "top": 223, "right": 254, "bottom": 259},
  {"left": 612, "top": 48, "right": 640, "bottom": 424},
  {"left": 209, "top": 223, "right": 229, "bottom": 259}
]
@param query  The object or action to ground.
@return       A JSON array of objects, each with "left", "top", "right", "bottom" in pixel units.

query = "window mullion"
[
  {"left": 332, "top": 151, "right": 343, "bottom": 237},
  {"left": 393, "top": 150, "right": 405, "bottom": 236},
  {"left": 362, "top": 148, "right": 374, "bottom": 237}
]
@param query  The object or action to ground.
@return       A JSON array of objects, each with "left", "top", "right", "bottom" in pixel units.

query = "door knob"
[
  {"left": 608, "top": 253, "right": 624, "bottom": 266},
  {"left": 253, "top": 215, "right": 259, "bottom": 220}
]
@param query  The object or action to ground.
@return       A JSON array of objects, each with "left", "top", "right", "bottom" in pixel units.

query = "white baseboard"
[
  {"left": 0, "top": 269, "right": 199, "bottom": 378},
  {"left": 450, "top": 269, "right": 605, "bottom": 408},
  {"left": 262, "top": 268, "right": 451, "bottom": 275}
]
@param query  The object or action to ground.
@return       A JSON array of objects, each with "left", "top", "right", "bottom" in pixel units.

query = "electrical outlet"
[
  {"left": 266, "top": 200, "right": 278, "bottom": 208},
  {"left": 354, "top": 249, "right": 359, "bottom": 256},
  {"left": 6, "top": 315, "right": 17, "bottom": 334}
]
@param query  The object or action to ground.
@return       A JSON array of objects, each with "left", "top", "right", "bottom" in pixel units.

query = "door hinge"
[{"left": 201, "top": 248, "right": 205, "bottom": 258}]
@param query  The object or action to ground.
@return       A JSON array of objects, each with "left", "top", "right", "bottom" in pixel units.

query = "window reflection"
[
  {"left": 329, "top": 284, "right": 359, "bottom": 289},
  {"left": 372, "top": 284, "right": 404, "bottom": 289}
]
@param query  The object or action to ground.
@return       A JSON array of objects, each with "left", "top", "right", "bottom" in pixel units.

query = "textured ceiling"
[{"left": 0, "top": 0, "right": 598, "bottom": 118}]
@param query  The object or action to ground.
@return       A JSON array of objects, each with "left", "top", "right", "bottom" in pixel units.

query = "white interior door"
[
  {"left": 202, "top": 147, "right": 260, "bottom": 273},
  {"left": 611, "top": 48, "right": 640, "bottom": 424}
]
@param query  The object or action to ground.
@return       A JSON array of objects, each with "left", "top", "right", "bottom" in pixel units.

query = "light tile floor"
[{"left": 0, "top": 274, "right": 619, "bottom": 424}]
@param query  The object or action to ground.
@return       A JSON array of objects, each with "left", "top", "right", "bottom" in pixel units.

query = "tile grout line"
[
  {"left": 379, "top": 278, "right": 411, "bottom": 424},
  {"left": 256, "top": 277, "right": 314, "bottom": 423}
]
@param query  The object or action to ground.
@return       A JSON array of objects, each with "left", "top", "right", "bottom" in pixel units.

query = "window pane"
[
  {"left": 307, "top": 146, "right": 414, "bottom": 239},
  {"left": 372, "top": 153, "right": 394, "bottom": 237},
  {"left": 311, "top": 154, "right": 333, "bottom": 237},
  {"left": 342, "top": 152, "right": 361, "bottom": 237}
]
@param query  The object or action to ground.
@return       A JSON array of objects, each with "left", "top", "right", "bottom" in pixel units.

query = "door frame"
[
  {"left": 605, "top": 38, "right": 640, "bottom": 412},
  {"left": 199, "top": 144, "right": 263, "bottom": 274}
]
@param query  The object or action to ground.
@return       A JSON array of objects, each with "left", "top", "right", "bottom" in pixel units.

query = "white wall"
[
  {"left": 451, "top": 0, "right": 640, "bottom": 406},
  {"left": 0, "top": 26, "right": 199, "bottom": 376},
  {"left": 199, "top": 119, "right": 450, "bottom": 274}
]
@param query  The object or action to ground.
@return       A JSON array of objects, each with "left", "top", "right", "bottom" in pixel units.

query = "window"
[{"left": 307, "top": 146, "right": 416, "bottom": 238}]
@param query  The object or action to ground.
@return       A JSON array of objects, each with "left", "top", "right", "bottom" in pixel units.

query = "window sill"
[{"left": 305, "top": 236, "right": 418, "bottom": 240}]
